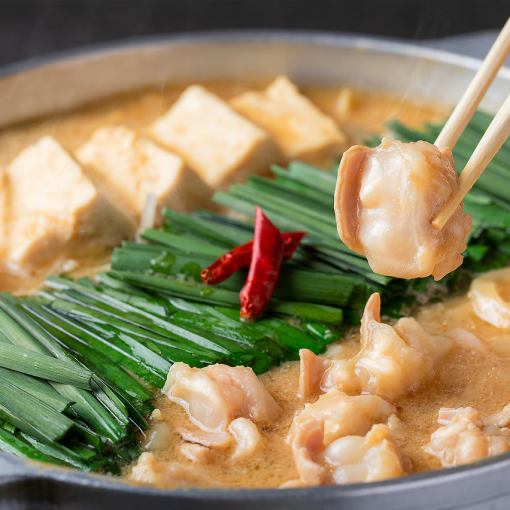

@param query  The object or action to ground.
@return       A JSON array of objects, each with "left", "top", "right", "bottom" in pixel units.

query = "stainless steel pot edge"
[
  {"left": 0, "top": 29, "right": 504, "bottom": 78},
  {"left": 3, "top": 447, "right": 510, "bottom": 509},
  {"left": 1, "top": 30, "right": 509, "bottom": 128}
]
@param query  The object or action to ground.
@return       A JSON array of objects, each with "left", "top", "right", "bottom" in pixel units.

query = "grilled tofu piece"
[
  {"left": 231, "top": 76, "right": 347, "bottom": 163},
  {"left": 151, "top": 85, "right": 277, "bottom": 188},
  {"left": 76, "top": 126, "right": 208, "bottom": 223},
  {"left": 2, "top": 136, "right": 134, "bottom": 276}
]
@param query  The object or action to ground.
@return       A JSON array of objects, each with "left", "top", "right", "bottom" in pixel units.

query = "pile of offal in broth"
[
  {"left": 133, "top": 268, "right": 510, "bottom": 488},
  {"left": 128, "top": 87, "right": 510, "bottom": 489},
  {"left": 130, "top": 142, "right": 510, "bottom": 488}
]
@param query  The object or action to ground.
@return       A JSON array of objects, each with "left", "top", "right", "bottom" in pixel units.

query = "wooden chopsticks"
[
  {"left": 434, "top": 94, "right": 510, "bottom": 229},
  {"left": 433, "top": 17, "right": 510, "bottom": 229}
]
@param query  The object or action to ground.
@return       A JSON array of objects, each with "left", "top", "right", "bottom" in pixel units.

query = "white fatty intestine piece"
[
  {"left": 179, "top": 443, "right": 213, "bottom": 464},
  {"left": 447, "top": 328, "right": 487, "bottom": 352},
  {"left": 485, "top": 404, "right": 510, "bottom": 428},
  {"left": 469, "top": 268, "right": 510, "bottom": 329},
  {"left": 178, "top": 427, "right": 232, "bottom": 449},
  {"left": 164, "top": 362, "right": 280, "bottom": 436},
  {"left": 393, "top": 315, "right": 453, "bottom": 362},
  {"left": 425, "top": 407, "right": 510, "bottom": 467},
  {"left": 296, "top": 349, "right": 359, "bottom": 398},
  {"left": 231, "top": 76, "right": 346, "bottom": 162},
  {"left": 297, "top": 348, "right": 332, "bottom": 400},
  {"left": 325, "top": 424, "right": 406, "bottom": 484},
  {"left": 334, "top": 138, "right": 471, "bottom": 281},
  {"left": 130, "top": 452, "right": 210, "bottom": 486},
  {"left": 320, "top": 293, "right": 452, "bottom": 401},
  {"left": 145, "top": 422, "right": 172, "bottom": 451},
  {"left": 150, "top": 408, "right": 163, "bottom": 421},
  {"left": 320, "top": 358, "right": 360, "bottom": 395},
  {"left": 387, "top": 414, "right": 405, "bottom": 436},
  {"left": 286, "top": 390, "right": 395, "bottom": 486},
  {"left": 324, "top": 342, "right": 349, "bottom": 358},
  {"left": 287, "top": 418, "right": 327, "bottom": 486},
  {"left": 289, "top": 391, "right": 395, "bottom": 445},
  {"left": 228, "top": 417, "right": 264, "bottom": 461}
]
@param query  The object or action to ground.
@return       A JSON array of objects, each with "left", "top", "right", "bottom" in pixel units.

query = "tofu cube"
[
  {"left": 151, "top": 85, "right": 277, "bottom": 188},
  {"left": 231, "top": 76, "right": 347, "bottom": 163},
  {"left": 76, "top": 126, "right": 209, "bottom": 222},
  {"left": 4, "top": 136, "right": 134, "bottom": 274}
]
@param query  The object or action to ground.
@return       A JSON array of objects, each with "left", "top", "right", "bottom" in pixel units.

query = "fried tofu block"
[
  {"left": 76, "top": 126, "right": 208, "bottom": 222},
  {"left": 3, "top": 136, "right": 134, "bottom": 275},
  {"left": 151, "top": 85, "right": 277, "bottom": 188},
  {"left": 231, "top": 76, "right": 347, "bottom": 163}
]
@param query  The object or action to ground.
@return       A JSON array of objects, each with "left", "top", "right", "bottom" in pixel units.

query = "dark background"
[{"left": 1, "top": 0, "right": 509, "bottom": 66}]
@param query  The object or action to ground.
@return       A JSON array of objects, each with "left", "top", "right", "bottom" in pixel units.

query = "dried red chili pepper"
[
  {"left": 240, "top": 208, "right": 285, "bottom": 320},
  {"left": 282, "top": 231, "right": 307, "bottom": 257},
  {"left": 201, "top": 241, "right": 252, "bottom": 285},
  {"left": 201, "top": 231, "right": 306, "bottom": 285}
]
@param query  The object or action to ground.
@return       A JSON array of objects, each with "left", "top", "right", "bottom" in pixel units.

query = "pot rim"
[
  {"left": 1, "top": 29, "right": 509, "bottom": 80},
  {"left": 1, "top": 29, "right": 509, "bottom": 501},
  {"left": 9, "top": 447, "right": 510, "bottom": 501}
]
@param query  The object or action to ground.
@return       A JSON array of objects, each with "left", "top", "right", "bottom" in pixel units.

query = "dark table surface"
[{"left": 1, "top": 0, "right": 509, "bottom": 66}]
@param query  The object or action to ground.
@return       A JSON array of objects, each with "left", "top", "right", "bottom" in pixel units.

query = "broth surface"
[
  {"left": 143, "top": 293, "right": 510, "bottom": 488},
  {"left": 0, "top": 82, "right": 446, "bottom": 166}
]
